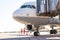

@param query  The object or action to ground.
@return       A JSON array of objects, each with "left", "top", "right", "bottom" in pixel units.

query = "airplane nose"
[
  {"left": 13, "top": 9, "right": 26, "bottom": 17},
  {"left": 13, "top": 9, "right": 28, "bottom": 17},
  {"left": 12, "top": 9, "right": 27, "bottom": 23},
  {"left": 13, "top": 9, "right": 23, "bottom": 17},
  {"left": 13, "top": 8, "right": 36, "bottom": 17}
]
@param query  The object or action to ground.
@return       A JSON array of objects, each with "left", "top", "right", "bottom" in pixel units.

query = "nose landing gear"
[{"left": 33, "top": 25, "right": 40, "bottom": 36}]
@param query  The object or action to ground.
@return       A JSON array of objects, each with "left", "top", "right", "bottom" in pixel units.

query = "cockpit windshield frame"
[{"left": 21, "top": 5, "right": 36, "bottom": 9}]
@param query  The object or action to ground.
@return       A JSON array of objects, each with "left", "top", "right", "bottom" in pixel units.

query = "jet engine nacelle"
[
  {"left": 26, "top": 24, "right": 36, "bottom": 31},
  {"left": 27, "top": 24, "right": 32, "bottom": 30}
]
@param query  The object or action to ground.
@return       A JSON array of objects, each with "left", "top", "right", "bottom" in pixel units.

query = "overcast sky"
[{"left": 0, "top": 0, "right": 35, "bottom": 32}]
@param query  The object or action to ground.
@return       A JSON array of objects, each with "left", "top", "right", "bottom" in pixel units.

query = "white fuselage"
[{"left": 13, "top": 2, "right": 60, "bottom": 25}]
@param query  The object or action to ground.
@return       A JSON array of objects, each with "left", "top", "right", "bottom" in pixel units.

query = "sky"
[{"left": 0, "top": 0, "right": 36, "bottom": 32}]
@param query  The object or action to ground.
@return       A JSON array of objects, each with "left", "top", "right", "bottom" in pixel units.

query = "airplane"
[{"left": 13, "top": 0, "right": 60, "bottom": 36}]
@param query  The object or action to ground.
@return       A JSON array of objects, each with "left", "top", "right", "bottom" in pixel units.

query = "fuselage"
[{"left": 13, "top": 1, "right": 60, "bottom": 25}]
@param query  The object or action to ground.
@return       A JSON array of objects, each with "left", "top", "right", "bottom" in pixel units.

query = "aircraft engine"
[
  {"left": 27, "top": 24, "right": 32, "bottom": 30},
  {"left": 26, "top": 24, "right": 36, "bottom": 31}
]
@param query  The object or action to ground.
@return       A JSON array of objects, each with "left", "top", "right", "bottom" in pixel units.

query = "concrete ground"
[{"left": 0, "top": 32, "right": 60, "bottom": 40}]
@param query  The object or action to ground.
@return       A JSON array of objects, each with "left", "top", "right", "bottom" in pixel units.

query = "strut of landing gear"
[
  {"left": 34, "top": 25, "right": 40, "bottom": 36},
  {"left": 49, "top": 17, "right": 58, "bottom": 34}
]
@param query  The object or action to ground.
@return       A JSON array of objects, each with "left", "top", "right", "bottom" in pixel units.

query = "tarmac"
[
  {"left": 0, "top": 32, "right": 60, "bottom": 40},
  {"left": 0, "top": 35, "right": 60, "bottom": 40}
]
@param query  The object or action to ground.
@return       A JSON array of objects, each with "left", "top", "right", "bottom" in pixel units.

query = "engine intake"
[{"left": 27, "top": 25, "right": 32, "bottom": 30}]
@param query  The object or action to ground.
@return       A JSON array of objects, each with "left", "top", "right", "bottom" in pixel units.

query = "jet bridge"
[{"left": 36, "top": 0, "right": 59, "bottom": 17}]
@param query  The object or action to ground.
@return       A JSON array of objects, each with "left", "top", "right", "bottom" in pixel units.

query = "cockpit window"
[
  {"left": 21, "top": 5, "right": 36, "bottom": 9},
  {"left": 31, "top": 5, "right": 35, "bottom": 9},
  {"left": 21, "top": 5, "right": 27, "bottom": 8}
]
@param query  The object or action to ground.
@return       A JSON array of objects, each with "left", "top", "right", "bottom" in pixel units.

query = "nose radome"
[
  {"left": 13, "top": 8, "right": 36, "bottom": 17},
  {"left": 13, "top": 9, "right": 23, "bottom": 17}
]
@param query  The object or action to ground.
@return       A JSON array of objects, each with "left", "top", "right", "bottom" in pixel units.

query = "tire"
[
  {"left": 34, "top": 32, "right": 40, "bottom": 36},
  {"left": 50, "top": 29, "right": 57, "bottom": 34}
]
